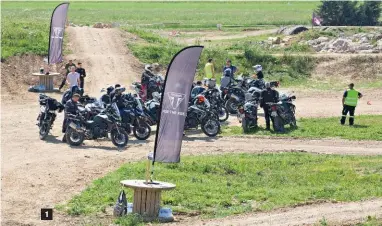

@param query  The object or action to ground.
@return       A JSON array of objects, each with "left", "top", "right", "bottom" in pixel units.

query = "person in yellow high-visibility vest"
[
  {"left": 204, "top": 58, "right": 215, "bottom": 79},
  {"left": 341, "top": 83, "right": 363, "bottom": 125}
]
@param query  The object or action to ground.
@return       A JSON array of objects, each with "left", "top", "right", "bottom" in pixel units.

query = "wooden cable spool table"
[
  {"left": 32, "top": 72, "right": 61, "bottom": 91},
  {"left": 120, "top": 180, "right": 176, "bottom": 219}
]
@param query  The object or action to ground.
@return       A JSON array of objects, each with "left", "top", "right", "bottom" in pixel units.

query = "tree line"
[{"left": 317, "top": 1, "right": 381, "bottom": 26}]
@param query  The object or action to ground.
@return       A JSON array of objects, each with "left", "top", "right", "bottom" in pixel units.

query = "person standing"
[
  {"left": 62, "top": 93, "right": 80, "bottom": 142},
  {"left": 222, "top": 59, "right": 238, "bottom": 78},
  {"left": 59, "top": 60, "right": 76, "bottom": 91},
  {"left": 341, "top": 83, "right": 362, "bottom": 126},
  {"left": 260, "top": 83, "right": 279, "bottom": 131},
  {"left": 66, "top": 66, "right": 81, "bottom": 88},
  {"left": 141, "top": 64, "right": 155, "bottom": 102},
  {"left": 75, "top": 62, "right": 86, "bottom": 90},
  {"left": 204, "top": 58, "right": 215, "bottom": 79}
]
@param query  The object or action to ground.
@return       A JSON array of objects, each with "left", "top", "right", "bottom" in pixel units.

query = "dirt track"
[{"left": 1, "top": 27, "right": 382, "bottom": 226}]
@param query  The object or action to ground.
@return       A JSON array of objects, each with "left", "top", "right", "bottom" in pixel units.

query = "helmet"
[
  {"left": 223, "top": 68, "right": 232, "bottom": 77},
  {"left": 115, "top": 87, "right": 126, "bottom": 95},
  {"left": 106, "top": 86, "right": 114, "bottom": 95},
  {"left": 265, "top": 82, "right": 271, "bottom": 89},
  {"left": 197, "top": 95, "right": 205, "bottom": 104},
  {"left": 253, "top": 65, "right": 262, "bottom": 72},
  {"left": 144, "top": 64, "right": 152, "bottom": 72}
]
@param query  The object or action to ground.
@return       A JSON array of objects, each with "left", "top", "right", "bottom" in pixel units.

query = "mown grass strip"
[
  {"left": 57, "top": 153, "right": 382, "bottom": 221},
  {"left": 223, "top": 115, "right": 382, "bottom": 141}
]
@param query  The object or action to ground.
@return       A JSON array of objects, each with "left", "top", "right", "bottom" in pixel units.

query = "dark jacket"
[
  {"left": 65, "top": 63, "right": 76, "bottom": 75},
  {"left": 64, "top": 99, "right": 79, "bottom": 116},
  {"left": 141, "top": 70, "right": 154, "bottom": 85},
  {"left": 76, "top": 68, "right": 86, "bottom": 78},
  {"left": 260, "top": 88, "right": 279, "bottom": 108},
  {"left": 113, "top": 94, "right": 126, "bottom": 109},
  {"left": 256, "top": 71, "right": 264, "bottom": 79}
]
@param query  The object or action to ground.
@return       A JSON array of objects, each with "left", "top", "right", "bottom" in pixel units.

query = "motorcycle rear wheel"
[
  {"left": 133, "top": 122, "right": 151, "bottom": 140},
  {"left": 111, "top": 128, "right": 129, "bottom": 148},
  {"left": 225, "top": 98, "right": 238, "bottom": 114},
  {"left": 39, "top": 122, "right": 50, "bottom": 140},
  {"left": 66, "top": 128, "right": 85, "bottom": 146},
  {"left": 242, "top": 118, "right": 249, "bottom": 133},
  {"left": 273, "top": 116, "right": 285, "bottom": 133},
  {"left": 201, "top": 119, "right": 220, "bottom": 137}
]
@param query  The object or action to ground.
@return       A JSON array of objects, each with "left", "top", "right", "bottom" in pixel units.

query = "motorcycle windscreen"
[
  {"left": 220, "top": 76, "right": 231, "bottom": 88},
  {"left": 111, "top": 103, "right": 121, "bottom": 118}
]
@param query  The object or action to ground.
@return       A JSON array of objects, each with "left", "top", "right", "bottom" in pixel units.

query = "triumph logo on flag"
[
  {"left": 163, "top": 92, "right": 186, "bottom": 116},
  {"left": 51, "top": 27, "right": 64, "bottom": 39}
]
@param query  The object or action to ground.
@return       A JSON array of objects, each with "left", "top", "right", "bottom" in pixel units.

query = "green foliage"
[
  {"left": 1, "top": 20, "right": 49, "bottom": 59},
  {"left": 59, "top": 153, "right": 382, "bottom": 218},
  {"left": 317, "top": 1, "right": 381, "bottom": 26},
  {"left": 356, "top": 216, "right": 382, "bottom": 226},
  {"left": 114, "top": 214, "right": 144, "bottom": 226},
  {"left": 357, "top": 1, "right": 382, "bottom": 26},
  {"left": 223, "top": 115, "right": 382, "bottom": 141}
]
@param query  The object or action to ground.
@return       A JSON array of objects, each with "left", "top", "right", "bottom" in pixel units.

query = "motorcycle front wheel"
[
  {"left": 39, "top": 122, "right": 50, "bottom": 140},
  {"left": 201, "top": 119, "right": 220, "bottom": 137},
  {"left": 66, "top": 128, "right": 85, "bottom": 146},
  {"left": 111, "top": 128, "right": 129, "bottom": 148},
  {"left": 225, "top": 98, "right": 238, "bottom": 114},
  {"left": 133, "top": 121, "right": 151, "bottom": 140},
  {"left": 218, "top": 106, "right": 229, "bottom": 122}
]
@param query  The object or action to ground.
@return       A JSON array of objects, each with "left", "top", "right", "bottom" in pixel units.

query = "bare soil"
[{"left": 1, "top": 27, "right": 382, "bottom": 226}]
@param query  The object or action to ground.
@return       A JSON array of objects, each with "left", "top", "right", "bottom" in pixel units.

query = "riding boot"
[
  {"left": 340, "top": 116, "right": 346, "bottom": 125},
  {"left": 62, "top": 135, "right": 67, "bottom": 142}
]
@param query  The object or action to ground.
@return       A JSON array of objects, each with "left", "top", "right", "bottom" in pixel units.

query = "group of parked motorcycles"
[{"left": 36, "top": 70, "right": 298, "bottom": 148}]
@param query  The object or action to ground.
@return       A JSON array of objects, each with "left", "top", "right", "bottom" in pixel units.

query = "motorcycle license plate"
[
  {"left": 69, "top": 122, "right": 77, "bottom": 129},
  {"left": 271, "top": 111, "right": 278, "bottom": 117}
]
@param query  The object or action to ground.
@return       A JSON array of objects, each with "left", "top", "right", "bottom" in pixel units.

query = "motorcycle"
[
  {"left": 267, "top": 93, "right": 297, "bottom": 133},
  {"left": 65, "top": 102, "right": 129, "bottom": 147},
  {"left": 222, "top": 75, "right": 251, "bottom": 114},
  {"left": 119, "top": 93, "right": 152, "bottom": 140},
  {"left": 143, "top": 92, "right": 161, "bottom": 126},
  {"left": 37, "top": 94, "right": 64, "bottom": 140},
  {"left": 185, "top": 95, "right": 220, "bottom": 137},
  {"left": 131, "top": 75, "right": 164, "bottom": 101},
  {"left": 237, "top": 92, "right": 260, "bottom": 133},
  {"left": 202, "top": 86, "right": 229, "bottom": 122}
]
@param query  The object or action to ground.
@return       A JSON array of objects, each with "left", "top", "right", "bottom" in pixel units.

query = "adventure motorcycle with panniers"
[{"left": 64, "top": 102, "right": 129, "bottom": 148}]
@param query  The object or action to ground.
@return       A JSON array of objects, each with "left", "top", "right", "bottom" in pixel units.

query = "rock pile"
[
  {"left": 93, "top": 22, "right": 112, "bottom": 29},
  {"left": 305, "top": 32, "right": 382, "bottom": 53}
]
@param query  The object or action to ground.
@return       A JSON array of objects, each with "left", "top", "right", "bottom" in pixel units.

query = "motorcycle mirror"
[{"left": 291, "top": 96, "right": 296, "bottom": 100}]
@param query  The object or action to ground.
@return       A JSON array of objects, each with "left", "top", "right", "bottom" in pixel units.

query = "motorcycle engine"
[
  {"left": 92, "top": 123, "right": 108, "bottom": 139},
  {"left": 185, "top": 111, "right": 198, "bottom": 129}
]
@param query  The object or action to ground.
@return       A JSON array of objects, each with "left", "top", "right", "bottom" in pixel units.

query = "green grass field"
[
  {"left": 1, "top": 1, "right": 318, "bottom": 59},
  {"left": 58, "top": 153, "right": 382, "bottom": 221},
  {"left": 223, "top": 115, "right": 382, "bottom": 141}
]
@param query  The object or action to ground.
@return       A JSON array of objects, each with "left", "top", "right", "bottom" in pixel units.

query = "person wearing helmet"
[
  {"left": 191, "top": 81, "right": 206, "bottom": 99},
  {"left": 141, "top": 64, "right": 155, "bottom": 102},
  {"left": 253, "top": 65, "right": 264, "bottom": 79},
  {"left": 260, "top": 82, "right": 279, "bottom": 130},
  {"left": 112, "top": 87, "right": 127, "bottom": 109},
  {"left": 62, "top": 93, "right": 81, "bottom": 142}
]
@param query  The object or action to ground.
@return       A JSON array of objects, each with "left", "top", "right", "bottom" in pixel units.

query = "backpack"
[{"left": 113, "top": 190, "right": 128, "bottom": 217}]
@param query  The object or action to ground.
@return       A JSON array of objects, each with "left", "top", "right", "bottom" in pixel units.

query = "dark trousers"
[
  {"left": 263, "top": 106, "right": 271, "bottom": 129},
  {"left": 80, "top": 77, "right": 84, "bottom": 90},
  {"left": 341, "top": 105, "right": 355, "bottom": 125},
  {"left": 59, "top": 75, "right": 67, "bottom": 90}
]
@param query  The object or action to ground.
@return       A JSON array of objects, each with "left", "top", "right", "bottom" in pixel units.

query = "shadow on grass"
[{"left": 351, "top": 124, "right": 369, "bottom": 129}]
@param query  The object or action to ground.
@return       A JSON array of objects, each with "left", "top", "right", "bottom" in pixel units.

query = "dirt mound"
[
  {"left": 1, "top": 55, "right": 65, "bottom": 95},
  {"left": 313, "top": 55, "right": 382, "bottom": 81}
]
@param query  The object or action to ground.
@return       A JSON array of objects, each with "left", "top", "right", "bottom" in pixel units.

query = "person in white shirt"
[{"left": 66, "top": 66, "right": 81, "bottom": 88}]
